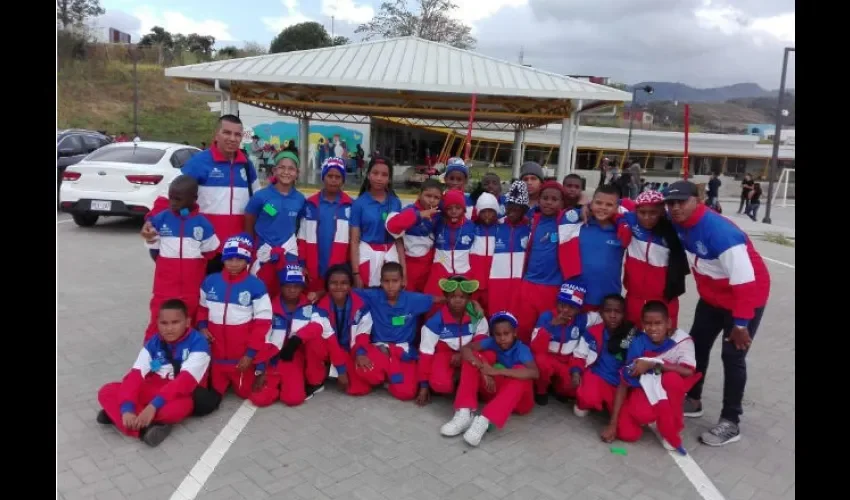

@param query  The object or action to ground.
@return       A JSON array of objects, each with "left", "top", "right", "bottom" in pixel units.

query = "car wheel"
[{"left": 72, "top": 213, "right": 99, "bottom": 227}]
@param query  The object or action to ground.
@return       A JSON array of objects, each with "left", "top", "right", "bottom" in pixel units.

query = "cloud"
[
  {"left": 451, "top": 0, "right": 529, "bottom": 24},
  {"left": 262, "top": 0, "right": 314, "bottom": 33},
  {"left": 321, "top": 0, "right": 374, "bottom": 24},
  {"left": 131, "top": 6, "right": 235, "bottom": 41},
  {"left": 471, "top": 0, "right": 794, "bottom": 88}
]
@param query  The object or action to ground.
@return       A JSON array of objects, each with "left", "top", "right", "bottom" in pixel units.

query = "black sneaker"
[
  {"left": 699, "top": 419, "right": 741, "bottom": 447},
  {"left": 305, "top": 383, "right": 325, "bottom": 401},
  {"left": 683, "top": 398, "right": 704, "bottom": 418},
  {"left": 139, "top": 424, "right": 172, "bottom": 447},
  {"left": 534, "top": 393, "right": 549, "bottom": 406},
  {"left": 96, "top": 410, "right": 113, "bottom": 425}
]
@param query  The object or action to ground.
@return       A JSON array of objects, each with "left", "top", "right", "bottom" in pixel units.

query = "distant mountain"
[{"left": 628, "top": 82, "right": 774, "bottom": 103}]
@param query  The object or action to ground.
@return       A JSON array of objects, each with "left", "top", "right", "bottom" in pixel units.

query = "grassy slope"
[{"left": 57, "top": 61, "right": 218, "bottom": 146}]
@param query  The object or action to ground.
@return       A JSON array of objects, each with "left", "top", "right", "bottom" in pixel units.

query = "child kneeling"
[
  {"left": 96, "top": 299, "right": 211, "bottom": 447},
  {"left": 440, "top": 312, "right": 539, "bottom": 447}
]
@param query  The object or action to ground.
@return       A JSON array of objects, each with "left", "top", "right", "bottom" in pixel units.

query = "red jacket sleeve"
[
  {"left": 617, "top": 219, "right": 633, "bottom": 247},
  {"left": 246, "top": 294, "right": 274, "bottom": 357},
  {"left": 146, "top": 196, "right": 171, "bottom": 220},
  {"left": 529, "top": 328, "right": 552, "bottom": 355},
  {"left": 385, "top": 206, "right": 419, "bottom": 236},
  {"left": 325, "top": 333, "right": 350, "bottom": 373},
  {"left": 118, "top": 369, "right": 145, "bottom": 413},
  {"left": 557, "top": 212, "right": 582, "bottom": 279}
]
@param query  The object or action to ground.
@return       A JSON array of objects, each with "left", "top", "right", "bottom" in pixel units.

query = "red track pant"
[
  {"left": 98, "top": 380, "right": 192, "bottom": 438},
  {"left": 625, "top": 294, "right": 679, "bottom": 330},
  {"left": 513, "top": 281, "right": 559, "bottom": 343},
  {"left": 575, "top": 371, "right": 617, "bottom": 412},
  {"left": 453, "top": 360, "right": 534, "bottom": 429},
  {"left": 210, "top": 364, "right": 258, "bottom": 400},
  {"left": 250, "top": 337, "right": 329, "bottom": 407},
  {"left": 145, "top": 295, "right": 199, "bottom": 343},
  {"left": 405, "top": 255, "right": 432, "bottom": 293},
  {"left": 426, "top": 344, "right": 496, "bottom": 395},
  {"left": 534, "top": 352, "right": 578, "bottom": 398},
  {"left": 617, "top": 372, "right": 702, "bottom": 449},
  {"left": 346, "top": 344, "right": 418, "bottom": 401},
  {"left": 256, "top": 262, "right": 281, "bottom": 299}
]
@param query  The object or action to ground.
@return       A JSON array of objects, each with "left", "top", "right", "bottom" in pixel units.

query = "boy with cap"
[
  {"left": 519, "top": 161, "right": 545, "bottom": 215},
  {"left": 469, "top": 192, "right": 500, "bottom": 314},
  {"left": 443, "top": 157, "right": 474, "bottom": 218},
  {"left": 143, "top": 175, "right": 220, "bottom": 342},
  {"left": 486, "top": 181, "right": 531, "bottom": 316},
  {"left": 423, "top": 188, "right": 478, "bottom": 298},
  {"left": 297, "top": 157, "right": 354, "bottom": 293},
  {"left": 196, "top": 234, "right": 276, "bottom": 399},
  {"left": 244, "top": 150, "right": 306, "bottom": 298}
]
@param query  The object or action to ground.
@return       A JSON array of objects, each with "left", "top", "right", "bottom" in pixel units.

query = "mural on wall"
[{"left": 244, "top": 121, "right": 366, "bottom": 170}]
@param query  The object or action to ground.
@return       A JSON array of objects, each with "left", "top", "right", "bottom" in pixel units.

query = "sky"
[{"left": 91, "top": 0, "right": 795, "bottom": 89}]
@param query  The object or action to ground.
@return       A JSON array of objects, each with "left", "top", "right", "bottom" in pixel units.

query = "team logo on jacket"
[
  {"left": 238, "top": 291, "right": 252, "bottom": 306},
  {"left": 571, "top": 326, "right": 580, "bottom": 340},
  {"left": 695, "top": 241, "right": 708, "bottom": 256},
  {"left": 344, "top": 207, "right": 351, "bottom": 218},
  {"left": 520, "top": 236, "right": 529, "bottom": 249},
  {"left": 240, "top": 169, "right": 248, "bottom": 181},
  {"left": 205, "top": 287, "right": 218, "bottom": 301},
  {"left": 210, "top": 167, "right": 224, "bottom": 178},
  {"left": 461, "top": 235, "right": 471, "bottom": 245},
  {"left": 302, "top": 305, "right": 313, "bottom": 316},
  {"left": 182, "top": 348, "right": 190, "bottom": 361},
  {"left": 193, "top": 226, "right": 204, "bottom": 241},
  {"left": 160, "top": 223, "right": 172, "bottom": 237},
  {"left": 566, "top": 210, "right": 579, "bottom": 223}
]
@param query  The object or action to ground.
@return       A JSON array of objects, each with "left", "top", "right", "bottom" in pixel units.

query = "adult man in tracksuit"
[
  {"left": 664, "top": 181, "right": 770, "bottom": 447},
  {"left": 142, "top": 114, "right": 261, "bottom": 275}
]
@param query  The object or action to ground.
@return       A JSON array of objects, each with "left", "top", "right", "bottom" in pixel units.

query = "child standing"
[
  {"left": 487, "top": 181, "right": 531, "bottom": 315},
  {"left": 417, "top": 277, "right": 489, "bottom": 405},
  {"left": 443, "top": 157, "right": 474, "bottom": 218},
  {"left": 244, "top": 150, "right": 306, "bottom": 297},
  {"left": 385, "top": 179, "right": 443, "bottom": 293},
  {"left": 196, "top": 235, "right": 275, "bottom": 399},
  {"left": 440, "top": 312, "right": 538, "bottom": 447},
  {"left": 297, "top": 157, "right": 354, "bottom": 293},
  {"left": 469, "top": 193, "right": 499, "bottom": 314},
  {"left": 96, "top": 299, "right": 211, "bottom": 447},
  {"left": 617, "top": 191, "right": 689, "bottom": 328},
  {"left": 350, "top": 160, "right": 404, "bottom": 288},
  {"left": 607, "top": 301, "right": 701, "bottom": 453},
  {"left": 471, "top": 173, "right": 506, "bottom": 218},
  {"left": 519, "top": 161, "right": 545, "bottom": 215},
  {"left": 422, "top": 189, "right": 478, "bottom": 297},
  {"left": 143, "top": 175, "right": 220, "bottom": 342}
]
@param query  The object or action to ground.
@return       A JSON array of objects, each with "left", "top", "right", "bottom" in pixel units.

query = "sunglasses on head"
[{"left": 438, "top": 278, "right": 480, "bottom": 294}]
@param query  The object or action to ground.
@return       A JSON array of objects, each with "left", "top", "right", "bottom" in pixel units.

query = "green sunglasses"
[{"left": 438, "top": 278, "right": 480, "bottom": 294}]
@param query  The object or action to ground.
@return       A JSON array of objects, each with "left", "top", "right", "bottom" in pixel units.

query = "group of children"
[{"left": 97, "top": 152, "right": 698, "bottom": 454}]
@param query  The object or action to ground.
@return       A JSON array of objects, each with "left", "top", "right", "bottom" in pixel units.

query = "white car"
[{"left": 59, "top": 141, "right": 201, "bottom": 227}]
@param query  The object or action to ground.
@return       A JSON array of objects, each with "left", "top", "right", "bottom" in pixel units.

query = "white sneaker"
[
  {"left": 440, "top": 409, "right": 474, "bottom": 437},
  {"left": 573, "top": 405, "right": 589, "bottom": 418},
  {"left": 462, "top": 415, "right": 490, "bottom": 446}
]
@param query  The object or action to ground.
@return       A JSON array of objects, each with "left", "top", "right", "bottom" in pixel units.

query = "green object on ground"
[{"left": 610, "top": 447, "right": 628, "bottom": 456}]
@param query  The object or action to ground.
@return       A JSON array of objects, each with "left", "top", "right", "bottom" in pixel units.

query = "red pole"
[
  {"left": 683, "top": 104, "right": 690, "bottom": 180},
  {"left": 464, "top": 94, "right": 478, "bottom": 162}
]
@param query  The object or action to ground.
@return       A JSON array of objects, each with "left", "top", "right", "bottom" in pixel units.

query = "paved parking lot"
[{"left": 57, "top": 213, "right": 795, "bottom": 500}]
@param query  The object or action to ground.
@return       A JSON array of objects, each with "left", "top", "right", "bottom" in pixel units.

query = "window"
[
  {"left": 170, "top": 148, "right": 199, "bottom": 168},
  {"left": 86, "top": 146, "right": 166, "bottom": 164},
  {"left": 82, "top": 135, "right": 104, "bottom": 152},
  {"left": 58, "top": 135, "right": 84, "bottom": 153}
]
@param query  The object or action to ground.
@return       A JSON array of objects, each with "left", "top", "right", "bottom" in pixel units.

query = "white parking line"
[
  {"left": 170, "top": 400, "right": 257, "bottom": 500},
  {"left": 649, "top": 427, "right": 726, "bottom": 500},
  {"left": 762, "top": 256, "right": 795, "bottom": 269}
]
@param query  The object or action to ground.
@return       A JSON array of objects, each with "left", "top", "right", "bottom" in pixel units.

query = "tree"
[
  {"left": 332, "top": 36, "right": 350, "bottom": 46},
  {"left": 186, "top": 33, "right": 216, "bottom": 59},
  {"left": 217, "top": 46, "right": 241, "bottom": 59},
  {"left": 270, "top": 22, "right": 335, "bottom": 53},
  {"left": 356, "top": 0, "right": 475, "bottom": 50},
  {"left": 57, "top": 0, "right": 105, "bottom": 29},
  {"left": 138, "top": 26, "right": 174, "bottom": 50},
  {"left": 242, "top": 41, "right": 268, "bottom": 56}
]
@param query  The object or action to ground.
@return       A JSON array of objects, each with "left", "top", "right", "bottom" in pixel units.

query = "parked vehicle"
[
  {"left": 57, "top": 130, "right": 113, "bottom": 197},
  {"left": 59, "top": 141, "right": 200, "bottom": 227}
]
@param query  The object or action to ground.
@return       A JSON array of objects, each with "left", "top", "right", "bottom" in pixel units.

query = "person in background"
[
  {"left": 115, "top": 132, "right": 129, "bottom": 143},
  {"left": 520, "top": 162, "right": 545, "bottom": 215},
  {"left": 707, "top": 171, "right": 722, "bottom": 210},
  {"left": 663, "top": 181, "right": 770, "bottom": 446},
  {"left": 385, "top": 179, "right": 442, "bottom": 293},
  {"left": 737, "top": 173, "right": 754, "bottom": 214},
  {"left": 200, "top": 141, "right": 207, "bottom": 150},
  {"left": 562, "top": 173, "right": 584, "bottom": 211},
  {"left": 745, "top": 183, "right": 762, "bottom": 221},
  {"left": 443, "top": 157, "right": 474, "bottom": 218},
  {"left": 486, "top": 181, "right": 531, "bottom": 315},
  {"left": 96, "top": 299, "right": 211, "bottom": 447},
  {"left": 297, "top": 157, "right": 353, "bottom": 293},
  {"left": 355, "top": 144, "right": 365, "bottom": 179},
  {"left": 470, "top": 173, "right": 506, "bottom": 218},
  {"left": 350, "top": 159, "right": 404, "bottom": 288},
  {"left": 597, "top": 157, "right": 610, "bottom": 189}
]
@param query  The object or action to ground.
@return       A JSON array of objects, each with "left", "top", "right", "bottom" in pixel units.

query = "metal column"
[
  {"left": 511, "top": 128, "right": 524, "bottom": 179},
  {"left": 555, "top": 117, "right": 572, "bottom": 180},
  {"left": 298, "top": 116, "right": 310, "bottom": 183}
]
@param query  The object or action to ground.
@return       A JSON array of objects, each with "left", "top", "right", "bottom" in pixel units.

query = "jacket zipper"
[{"left": 223, "top": 281, "right": 232, "bottom": 357}]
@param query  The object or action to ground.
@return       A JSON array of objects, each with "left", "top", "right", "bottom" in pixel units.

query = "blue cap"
[
  {"left": 445, "top": 157, "right": 468, "bottom": 178},
  {"left": 221, "top": 234, "right": 254, "bottom": 263},
  {"left": 489, "top": 311, "right": 518, "bottom": 329},
  {"left": 558, "top": 280, "right": 587, "bottom": 309},
  {"left": 277, "top": 264, "right": 306, "bottom": 286},
  {"left": 321, "top": 157, "right": 347, "bottom": 181}
]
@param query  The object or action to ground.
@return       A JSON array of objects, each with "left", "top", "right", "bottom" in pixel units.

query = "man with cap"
[
  {"left": 244, "top": 149, "right": 307, "bottom": 297},
  {"left": 519, "top": 161, "right": 545, "bottom": 216},
  {"left": 443, "top": 157, "right": 475, "bottom": 218},
  {"left": 663, "top": 181, "right": 770, "bottom": 446},
  {"left": 196, "top": 234, "right": 276, "bottom": 400},
  {"left": 297, "top": 157, "right": 354, "bottom": 293}
]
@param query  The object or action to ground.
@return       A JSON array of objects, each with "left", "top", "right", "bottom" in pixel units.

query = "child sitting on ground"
[
  {"left": 385, "top": 179, "right": 443, "bottom": 292},
  {"left": 440, "top": 312, "right": 539, "bottom": 447},
  {"left": 417, "top": 276, "right": 489, "bottom": 406},
  {"left": 606, "top": 301, "right": 702, "bottom": 454},
  {"left": 96, "top": 299, "right": 211, "bottom": 447},
  {"left": 196, "top": 234, "right": 275, "bottom": 399},
  {"left": 142, "top": 175, "right": 219, "bottom": 342}
]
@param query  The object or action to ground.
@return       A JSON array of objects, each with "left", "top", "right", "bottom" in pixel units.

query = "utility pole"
[
  {"left": 763, "top": 47, "right": 794, "bottom": 224},
  {"left": 129, "top": 43, "right": 139, "bottom": 138}
]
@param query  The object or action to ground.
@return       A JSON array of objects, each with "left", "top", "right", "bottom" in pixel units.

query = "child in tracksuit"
[
  {"left": 513, "top": 180, "right": 568, "bottom": 341},
  {"left": 469, "top": 193, "right": 499, "bottom": 315},
  {"left": 385, "top": 179, "right": 443, "bottom": 293},
  {"left": 423, "top": 189, "right": 477, "bottom": 297},
  {"left": 443, "top": 157, "right": 474, "bottom": 218},
  {"left": 311, "top": 264, "right": 374, "bottom": 394},
  {"left": 244, "top": 150, "right": 306, "bottom": 297},
  {"left": 97, "top": 299, "right": 211, "bottom": 447},
  {"left": 417, "top": 276, "right": 489, "bottom": 405},
  {"left": 529, "top": 280, "right": 604, "bottom": 405},
  {"left": 557, "top": 184, "right": 627, "bottom": 312},
  {"left": 297, "top": 157, "right": 354, "bottom": 293},
  {"left": 607, "top": 301, "right": 701, "bottom": 454},
  {"left": 251, "top": 265, "right": 329, "bottom": 407},
  {"left": 196, "top": 235, "right": 275, "bottom": 399},
  {"left": 143, "top": 175, "right": 220, "bottom": 342},
  {"left": 616, "top": 190, "right": 689, "bottom": 328},
  {"left": 472, "top": 172, "right": 506, "bottom": 218},
  {"left": 440, "top": 312, "right": 538, "bottom": 447},
  {"left": 486, "top": 181, "right": 531, "bottom": 316},
  {"left": 348, "top": 262, "right": 442, "bottom": 401}
]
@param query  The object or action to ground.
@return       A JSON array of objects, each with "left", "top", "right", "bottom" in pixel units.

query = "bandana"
[
  {"left": 635, "top": 190, "right": 665, "bottom": 206},
  {"left": 321, "top": 157, "right": 347, "bottom": 181},
  {"left": 274, "top": 150, "right": 300, "bottom": 167},
  {"left": 505, "top": 180, "right": 529, "bottom": 206}
]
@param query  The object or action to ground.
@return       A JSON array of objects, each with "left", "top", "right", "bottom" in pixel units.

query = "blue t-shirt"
[
  {"left": 525, "top": 215, "right": 563, "bottom": 286},
  {"left": 479, "top": 337, "right": 534, "bottom": 368},
  {"left": 356, "top": 288, "right": 434, "bottom": 345},
  {"left": 350, "top": 192, "right": 402, "bottom": 245},
  {"left": 576, "top": 219, "right": 625, "bottom": 306},
  {"left": 245, "top": 186, "right": 306, "bottom": 247}
]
